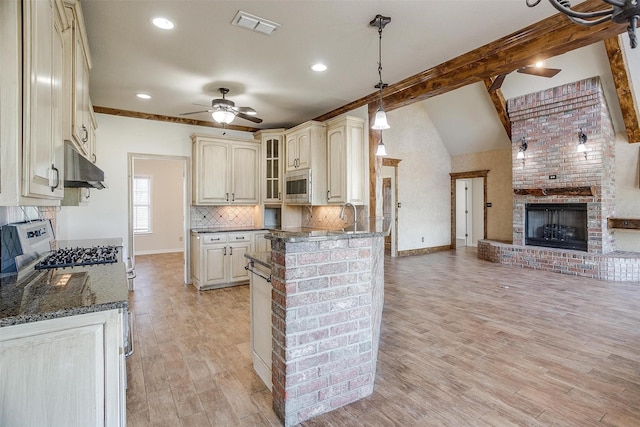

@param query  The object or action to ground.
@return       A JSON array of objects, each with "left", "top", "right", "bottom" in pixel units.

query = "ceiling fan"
[
  {"left": 181, "top": 88, "right": 263, "bottom": 124},
  {"left": 488, "top": 65, "right": 561, "bottom": 92}
]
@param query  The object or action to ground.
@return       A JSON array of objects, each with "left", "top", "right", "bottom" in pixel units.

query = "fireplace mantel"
[{"left": 513, "top": 186, "right": 595, "bottom": 197}]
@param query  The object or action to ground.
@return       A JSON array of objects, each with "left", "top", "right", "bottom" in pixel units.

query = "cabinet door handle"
[
  {"left": 226, "top": 193, "right": 229, "bottom": 202},
  {"left": 81, "top": 125, "right": 88, "bottom": 143},
  {"left": 278, "top": 191, "right": 281, "bottom": 201},
  {"left": 92, "top": 153, "right": 97, "bottom": 163},
  {"left": 236, "top": 236, "right": 245, "bottom": 240},
  {"left": 232, "top": 193, "right": 235, "bottom": 202},
  {"left": 86, "top": 189, "right": 90, "bottom": 199},
  {"left": 223, "top": 247, "right": 227, "bottom": 255},
  {"left": 230, "top": 247, "right": 233, "bottom": 255},
  {"left": 327, "top": 190, "right": 330, "bottom": 199},
  {"left": 50, "top": 164, "right": 60, "bottom": 192}
]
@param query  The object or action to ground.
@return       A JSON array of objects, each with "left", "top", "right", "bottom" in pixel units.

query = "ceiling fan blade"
[
  {"left": 236, "top": 112, "right": 263, "bottom": 124},
  {"left": 180, "top": 110, "right": 211, "bottom": 116},
  {"left": 517, "top": 66, "right": 561, "bottom": 78},
  {"left": 488, "top": 73, "right": 508, "bottom": 92},
  {"left": 236, "top": 106, "right": 257, "bottom": 115}
]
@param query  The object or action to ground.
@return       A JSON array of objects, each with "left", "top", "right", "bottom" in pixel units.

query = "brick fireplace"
[{"left": 479, "top": 77, "right": 640, "bottom": 281}]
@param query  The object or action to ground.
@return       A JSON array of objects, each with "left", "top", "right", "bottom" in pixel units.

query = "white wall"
[
  {"left": 133, "top": 158, "right": 184, "bottom": 255},
  {"left": 56, "top": 113, "right": 254, "bottom": 255},
  {"left": 384, "top": 102, "right": 451, "bottom": 251},
  {"left": 614, "top": 134, "right": 640, "bottom": 252}
]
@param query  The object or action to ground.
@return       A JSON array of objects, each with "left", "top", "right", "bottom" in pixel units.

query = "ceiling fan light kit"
[
  {"left": 181, "top": 87, "right": 263, "bottom": 125},
  {"left": 526, "top": 0, "right": 639, "bottom": 49}
]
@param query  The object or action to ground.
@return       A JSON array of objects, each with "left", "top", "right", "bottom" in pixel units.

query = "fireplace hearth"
[{"left": 525, "top": 203, "right": 587, "bottom": 251}]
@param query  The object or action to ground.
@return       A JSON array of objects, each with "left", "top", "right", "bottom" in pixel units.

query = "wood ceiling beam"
[
  {"left": 604, "top": 37, "right": 640, "bottom": 144},
  {"left": 483, "top": 78, "right": 511, "bottom": 139},
  {"left": 315, "top": 0, "right": 629, "bottom": 123},
  {"left": 93, "top": 106, "right": 260, "bottom": 133}
]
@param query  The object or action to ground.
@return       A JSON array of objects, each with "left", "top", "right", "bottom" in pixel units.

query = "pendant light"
[
  {"left": 375, "top": 134, "right": 388, "bottom": 156},
  {"left": 371, "top": 15, "right": 391, "bottom": 130}
]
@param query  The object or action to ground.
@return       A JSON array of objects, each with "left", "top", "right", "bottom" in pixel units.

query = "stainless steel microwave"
[{"left": 285, "top": 169, "right": 312, "bottom": 205}]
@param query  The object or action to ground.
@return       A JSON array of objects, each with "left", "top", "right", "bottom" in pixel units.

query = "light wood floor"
[{"left": 126, "top": 249, "right": 640, "bottom": 426}]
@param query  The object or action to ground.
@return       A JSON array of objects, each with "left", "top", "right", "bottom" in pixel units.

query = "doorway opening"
[
  {"left": 450, "top": 170, "right": 488, "bottom": 249},
  {"left": 128, "top": 153, "right": 190, "bottom": 284},
  {"left": 382, "top": 158, "right": 401, "bottom": 257}
]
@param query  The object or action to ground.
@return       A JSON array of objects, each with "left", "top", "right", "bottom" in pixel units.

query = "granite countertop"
[
  {"left": 0, "top": 238, "right": 129, "bottom": 327},
  {"left": 268, "top": 217, "right": 391, "bottom": 243},
  {"left": 191, "top": 226, "right": 268, "bottom": 234},
  {"left": 244, "top": 251, "right": 272, "bottom": 269}
]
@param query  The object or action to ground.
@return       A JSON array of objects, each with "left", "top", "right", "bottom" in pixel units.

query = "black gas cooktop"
[{"left": 35, "top": 246, "right": 119, "bottom": 270}]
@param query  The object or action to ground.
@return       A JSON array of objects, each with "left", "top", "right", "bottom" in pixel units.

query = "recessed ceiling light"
[
  {"left": 311, "top": 63, "right": 327, "bottom": 72},
  {"left": 152, "top": 17, "right": 174, "bottom": 30},
  {"left": 136, "top": 93, "right": 152, "bottom": 99}
]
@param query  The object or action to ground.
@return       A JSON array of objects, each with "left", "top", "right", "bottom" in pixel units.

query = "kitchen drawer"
[
  {"left": 200, "top": 233, "right": 228, "bottom": 244},
  {"left": 227, "top": 232, "right": 252, "bottom": 243}
]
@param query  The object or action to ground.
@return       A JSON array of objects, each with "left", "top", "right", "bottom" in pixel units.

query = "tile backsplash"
[
  {"left": 302, "top": 205, "right": 368, "bottom": 229},
  {"left": 190, "top": 205, "right": 254, "bottom": 228}
]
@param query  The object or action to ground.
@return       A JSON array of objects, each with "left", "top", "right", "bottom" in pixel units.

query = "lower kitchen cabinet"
[
  {"left": 0, "top": 309, "right": 126, "bottom": 427},
  {"left": 248, "top": 260, "right": 273, "bottom": 390},
  {"left": 253, "top": 230, "right": 271, "bottom": 253},
  {"left": 191, "top": 231, "right": 253, "bottom": 290}
]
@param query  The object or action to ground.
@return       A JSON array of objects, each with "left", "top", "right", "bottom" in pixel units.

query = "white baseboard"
[{"left": 134, "top": 249, "right": 184, "bottom": 256}]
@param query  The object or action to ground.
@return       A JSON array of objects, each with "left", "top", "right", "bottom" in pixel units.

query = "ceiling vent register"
[{"left": 231, "top": 11, "right": 281, "bottom": 35}]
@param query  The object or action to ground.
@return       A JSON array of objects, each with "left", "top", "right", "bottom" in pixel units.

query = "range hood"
[{"left": 64, "top": 141, "right": 106, "bottom": 189}]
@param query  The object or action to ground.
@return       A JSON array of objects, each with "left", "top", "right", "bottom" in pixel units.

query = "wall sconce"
[
  {"left": 577, "top": 128, "right": 587, "bottom": 158},
  {"left": 516, "top": 137, "right": 527, "bottom": 160}
]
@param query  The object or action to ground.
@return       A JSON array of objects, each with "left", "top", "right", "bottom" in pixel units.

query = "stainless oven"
[{"left": 285, "top": 168, "right": 312, "bottom": 205}]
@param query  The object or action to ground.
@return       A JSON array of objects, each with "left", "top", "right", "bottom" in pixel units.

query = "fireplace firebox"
[{"left": 525, "top": 203, "right": 588, "bottom": 251}]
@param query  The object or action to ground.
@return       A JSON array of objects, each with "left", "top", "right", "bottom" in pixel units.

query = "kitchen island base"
[{"left": 267, "top": 229, "right": 385, "bottom": 426}]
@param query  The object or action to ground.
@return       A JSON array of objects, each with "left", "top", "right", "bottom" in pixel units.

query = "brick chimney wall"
[{"left": 507, "top": 77, "right": 616, "bottom": 254}]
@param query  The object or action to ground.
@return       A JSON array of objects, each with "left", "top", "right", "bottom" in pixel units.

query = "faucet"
[{"left": 339, "top": 203, "right": 357, "bottom": 230}]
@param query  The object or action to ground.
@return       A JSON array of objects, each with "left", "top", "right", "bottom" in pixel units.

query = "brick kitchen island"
[{"left": 247, "top": 221, "right": 388, "bottom": 426}]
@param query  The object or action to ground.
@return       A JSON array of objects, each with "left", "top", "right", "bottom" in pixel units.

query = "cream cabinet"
[
  {"left": 0, "top": 309, "right": 126, "bottom": 427},
  {"left": 326, "top": 116, "right": 366, "bottom": 205},
  {"left": 191, "top": 231, "right": 254, "bottom": 290},
  {"left": 21, "top": 0, "right": 68, "bottom": 200},
  {"left": 255, "top": 129, "right": 284, "bottom": 205},
  {"left": 64, "top": 0, "right": 92, "bottom": 156},
  {"left": 284, "top": 121, "right": 326, "bottom": 173},
  {"left": 253, "top": 230, "right": 271, "bottom": 252},
  {"left": 248, "top": 260, "right": 273, "bottom": 390},
  {"left": 192, "top": 135, "right": 259, "bottom": 205}
]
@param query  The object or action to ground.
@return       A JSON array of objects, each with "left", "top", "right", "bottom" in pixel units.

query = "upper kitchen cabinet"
[
  {"left": 285, "top": 121, "right": 326, "bottom": 173},
  {"left": 63, "top": 0, "right": 92, "bottom": 157},
  {"left": 326, "top": 116, "right": 366, "bottom": 205},
  {"left": 21, "top": 0, "right": 68, "bottom": 200},
  {"left": 192, "top": 135, "right": 259, "bottom": 205},
  {"left": 255, "top": 129, "right": 284, "bottom": 205}
]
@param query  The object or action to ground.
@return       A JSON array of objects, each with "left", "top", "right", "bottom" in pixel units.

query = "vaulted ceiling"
[{"left": 83, "top": 0, "right": 639, "bottom": 155}]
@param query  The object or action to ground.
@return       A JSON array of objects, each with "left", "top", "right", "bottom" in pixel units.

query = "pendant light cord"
[{"left": 377, "top": 22, "right": 384, "bottom": 107}]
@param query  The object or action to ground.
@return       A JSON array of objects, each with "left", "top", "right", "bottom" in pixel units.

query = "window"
[{"left": 133, "top": 176, "right": 151, "bottom": 233}]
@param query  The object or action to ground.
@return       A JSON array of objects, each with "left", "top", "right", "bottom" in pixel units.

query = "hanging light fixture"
[
  {"left": 526, "top": 0, "right": 639, "bottom": 49},
  {"left": 517, "top": 137, "right": 528, "bottom": 160},
  {"left": 375, "top": 134, "right": 388, "bottom": 156},
  {"left": 370, "top": 14, "right": 391, "bottom": 130}
]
